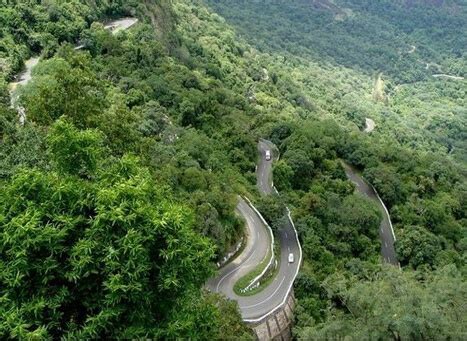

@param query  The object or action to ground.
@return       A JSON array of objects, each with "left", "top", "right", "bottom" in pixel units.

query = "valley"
[{"left": 0, "top": 0, "right": 465, "bottom": 339}]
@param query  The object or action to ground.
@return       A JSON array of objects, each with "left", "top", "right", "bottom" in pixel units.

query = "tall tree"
[
  {"left": 0, "top": 120, "right": 216, "bottom": 339},
  {"left": 296, "top": 266, "right": 467, "bottom": 340}
]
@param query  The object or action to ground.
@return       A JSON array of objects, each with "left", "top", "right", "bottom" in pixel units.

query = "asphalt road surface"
[
  {"left": 207, "top": 140, "right": 301, "bottom": 321},
  {"left": 257, "top": 140, "right": 274, "bottom": 194},
  {"left": 342, "top": 162, "right": 398, "bottom": 265},
  {"left": 206, "top": 197, "right": 271, "bottom": 317},
  {"left": 104, "top": 18, "right": 139, "bottom": 34}
]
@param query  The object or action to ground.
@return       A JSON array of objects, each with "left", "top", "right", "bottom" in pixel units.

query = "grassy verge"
[
  {"left": 233, "top": 245, "right": 272, "bottom": 296},
  {"left": 233, "top": 239, "right": 281, "bottom": 296}
]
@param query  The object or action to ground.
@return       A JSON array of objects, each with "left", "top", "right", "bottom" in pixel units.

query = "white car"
[
  {"left": 265, "top": 150, "right": 271, "bottom": 161},
  {"left": 288, "top": 253, "right": 294, "bottom": 263}
]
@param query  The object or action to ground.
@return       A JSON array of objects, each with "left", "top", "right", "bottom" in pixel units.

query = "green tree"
[
  {"left": 396, "top": 226, "right": 443, "bottom": 269},
  {"left": 256, "top": 195, "right": 286, "bottom": 230},
  {"left": 166, "top": 291, "right": 253, "bottom": 340},
  {"left": 97, "top": 92, "right": 142, "bottom": 154},
  {"left": 19, "top": 52, "right": 106, "bottom": 128},
  {"left": 181, "top": 166, "right": 208, "bottom": 191},
  {"left": 296, "top": 265, "right": 467, "bottom": 340},
  {"left": 273, "top": 159, "right": 293, "bottom": 191},
  {"left": 283, "top": 148, "right": 314, "bottom": 190},
  {"left": 364, "top": 164, "right": 407, "bottom": 207},
  {"left": 0, "top": 121, "right": 47, "bottom": 178},
  {"left": 47, "top": 117, "right": 104, "bottom": 178},
  {"left": 0, "top": 121, "right": 216, "bottom": 339}
]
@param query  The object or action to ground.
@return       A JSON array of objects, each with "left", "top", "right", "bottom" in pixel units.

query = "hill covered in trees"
[
  {"left": 1, "top": 0, "right": 465, "bottom": 339},
  {"left": 207, "top": 0, "right": 466, "bottom": 161},
  {"left": 205, "top": 0, "right": 466, "bottom": 338}
]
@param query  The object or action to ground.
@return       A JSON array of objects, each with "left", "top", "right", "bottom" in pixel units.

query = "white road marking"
[
  {"left": 384, "top": 241, "right": 388, "bottom": 248},
  {"left": 240, "top": 276, "right": 286, "bottom": 309},
  {"left": 243, "top": 248, "right": 257, "bottom": 264},
  {"left": 216, "top": 249, "right": 257, "bottom": 291},
  {"left": 216, "top": 267, "right": 239, "bottom": 292},
  {"left": 213, "top": 142, "right": 302, "bottom": 320}
]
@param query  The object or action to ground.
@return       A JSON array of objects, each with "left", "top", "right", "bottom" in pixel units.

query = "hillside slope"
[{"left": 0, "top": 0, "right": 465, "bottom": 339}]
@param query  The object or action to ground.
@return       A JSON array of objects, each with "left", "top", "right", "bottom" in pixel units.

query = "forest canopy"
[{"left": 0, "top": 0, "right": 465, "bottom": 339}]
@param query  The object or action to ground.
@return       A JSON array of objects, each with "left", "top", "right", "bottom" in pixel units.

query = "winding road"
[
  {"left": 342, "top": 162, "right": 398, "bottom": 265},
  {"left": 207, "top": 141, "right": 302, "bottom": 322},
  {"left": 432, "top": 74, "right": 465, "bottom": 80},
  {"left": 9, "top": 17, "right": 139, "bottom": 114}
]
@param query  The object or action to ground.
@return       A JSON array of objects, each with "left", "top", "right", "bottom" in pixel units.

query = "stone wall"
[{"left": 248, "top": 291, "right": 295, "bottom": 341}]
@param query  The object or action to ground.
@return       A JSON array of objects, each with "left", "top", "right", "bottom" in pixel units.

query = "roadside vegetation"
[
  {"left": 207, "top": 0, "right": 466, "bottom": 338},
  {"left": 233, "top": 245, "right": 274, "bottom": 296},
  {"left": 1, "top": 1, "right": 253, "bottom": 339},
  {"left": 0, "top": 0, "right": 465, "bottom": 339}
]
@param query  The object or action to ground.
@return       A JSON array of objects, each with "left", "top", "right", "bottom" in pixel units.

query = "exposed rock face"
[
  {"left": 261, "top": 68, "right": 269, "bottom": 82},
  {"left": 372, "top": 73, "right": 386, "bottom": 103},
  {"left": 364, "top": 118, "right": 376, "bottom": 133}
]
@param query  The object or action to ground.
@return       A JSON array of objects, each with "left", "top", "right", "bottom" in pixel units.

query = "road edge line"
[
  {"left": 243, "top": 186, "right": 303, "bottom": 322},
  {"left": 243, "top": 201, "right": 302, "bottom": 323},
  {"left": 242, "top": 196, "right": 275, "bottom": 291},
  {"left": 243, "top": 139, "right": 302, "bottom": 322},
  {"left": 369, "top": 184, "right": 396, "bottom": 242}
]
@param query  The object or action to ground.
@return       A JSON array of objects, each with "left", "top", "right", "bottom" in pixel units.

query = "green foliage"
[
  {"left": 47, "top": 117, "right": 104, "bottom": 177},
  {"left": 0, "top": 119, "right": 47, "bottom": 178},
  {"left": 1, "top": 0, "right": 466, "bottom": 338},
  {"left": 364, "top": 163, "right": 408, "bottom": 207},
  {"left": 0, "top": 121, "right": 217, "bottom": 338},
  {"left": 207, "top": 0, "right": 466, "bottom": 82},
  {"left": 19, "top": 51, "right": 107, "bottom": 127},
  {"left": 0, "top": 1, "right": 134, "bottom": 79},
  {"left": 296, "top": 265, "right": 467, "bottom": 340},
  {"left": 273, "top": 160, "right": 293, "bottom": 191},
  {"left": 396, "top": 226, "right": 443, "bottom": 269},
  {"left": 166, "top": 291, "right": 253, "bottom": 340},
  {"left": 255, "top": 195, "right": 286, "bottom": 231}
]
